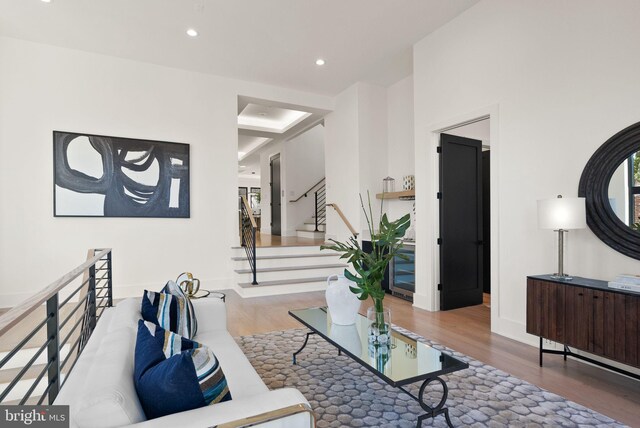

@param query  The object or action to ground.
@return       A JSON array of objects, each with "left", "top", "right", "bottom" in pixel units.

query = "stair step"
[
  {"left": 0, "top": 364, "right": 47, "bottom": 384},
  {"left": 234, "top": 263, "right": 346, "bottom": 274},
  {"left": 238, "top": 276, "right": 329, "bottom": 289},
  {"left": 296, "top": 230, "right": 326, "bottom": 239},
  {"left": 231, "top": 253, "right": 337, "bottom": 261}
]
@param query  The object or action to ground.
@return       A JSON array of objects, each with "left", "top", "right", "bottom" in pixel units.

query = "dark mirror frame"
[{"left": 578, "top": 120, "right": 640, "bottom": 260}]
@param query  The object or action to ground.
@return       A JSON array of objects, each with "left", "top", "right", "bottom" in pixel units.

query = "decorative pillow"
[
  {"left": 140, "top": 290, "right": 195, "bottom": 339},
  {"left": 134, "top": 320, "right": 232, "bottom": 420},
  {"left": 162, "top": 280, "right": 198, "bottom": 337}
]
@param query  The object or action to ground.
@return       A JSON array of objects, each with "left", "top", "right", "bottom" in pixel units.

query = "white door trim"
[{"left": 414, "top": 104, "right": 500, "bottom": 331}]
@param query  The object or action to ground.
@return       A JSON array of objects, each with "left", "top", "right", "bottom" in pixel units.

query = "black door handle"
[{"left": 477, "top": 240, "right": 484, "bottom": 245}]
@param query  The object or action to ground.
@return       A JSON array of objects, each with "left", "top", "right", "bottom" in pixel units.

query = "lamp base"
[{"left": 550, "top": 273, "right": 573, "bottom": 281}]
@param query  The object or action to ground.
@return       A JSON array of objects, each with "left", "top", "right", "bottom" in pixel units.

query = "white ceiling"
[
  {"left": 238, "top": 104, "right": 311, "bottom": 134},
  {"left": 0, "top": 0, "right": 479, "bottom": 95}
]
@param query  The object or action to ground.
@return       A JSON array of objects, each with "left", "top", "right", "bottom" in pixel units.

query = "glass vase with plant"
[{"left": 321, "top": 193, "right": 410, "bottom": 344}]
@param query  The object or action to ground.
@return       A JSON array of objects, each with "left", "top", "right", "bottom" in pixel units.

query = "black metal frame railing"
[
  {"left": 240, "top": 196, "right": 258, "bottom": 285},
  {"left": 289, "top": 177, "right": 326, "bottom": 233},
  {"left": 0, "top": 248, "right": 113, "bottom": 405},
  {"left": 314, "top": 183, "right": 326, "bottom": 232}
]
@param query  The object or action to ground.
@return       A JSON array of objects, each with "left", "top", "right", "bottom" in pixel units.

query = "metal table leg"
[
  {"left": 415, "top": 377, "right": 453, "bottom": 428},
  {"left": 292, "top": 331, "right": 315, "bottom": 365}
]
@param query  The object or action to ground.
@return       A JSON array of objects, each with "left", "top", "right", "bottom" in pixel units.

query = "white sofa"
[{"left": 55, "top": 297, "right": 315, "bottom": 428}]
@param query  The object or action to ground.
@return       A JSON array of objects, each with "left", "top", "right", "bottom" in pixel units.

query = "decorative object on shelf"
[
  {"left": 402, "top": 175, "right": 415, "bottom": 190},
  {"left": 322, "top": 192, "right": 410, "bottom": 346},
  {"left": 537, "top": 195, "right": 586, "bottom": 280},
  {"left": 53, "top": 131, "right": 190, "bottom": 218},
  {"left": 325, "top": 274, "right": 361, "bottom": 325},
  {"left": 579, "top": 120, "right": 640, "bottom": 260},
  {"left": 176, "top": 272, "right": 204, "bottom": 298},
  {"left": 382, "top": 176, "right": 395, "bottom": 193},
  {"left": 608, "top": 274, "right": 640, "bottom": 292}
]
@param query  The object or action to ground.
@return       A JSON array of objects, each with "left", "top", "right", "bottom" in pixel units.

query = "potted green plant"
[{"left": 321, "top": 193, "right": 410, "bottom": 344}]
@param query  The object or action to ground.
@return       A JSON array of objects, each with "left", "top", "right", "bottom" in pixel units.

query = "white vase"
[{"left": 325, "top": 274, "right": 361, "bottom": 325}]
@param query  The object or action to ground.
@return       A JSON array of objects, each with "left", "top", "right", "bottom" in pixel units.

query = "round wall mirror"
[
  {"left": 607, "top": 150, "right": 640, "bottom": 230},
  {"left": 579, "top": 121, "right": 640, "bottom": 260}
]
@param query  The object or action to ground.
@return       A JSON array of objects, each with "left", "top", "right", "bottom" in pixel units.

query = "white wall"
[
  {"left": 324, "top": 85, "right": 361, "bottom": 241},
  {"left": 357, "top": 83, "right": 388, "bottom": 234},
  {"left": 325, "top": 82, "right": 390, "bottom": 240},
  {"left": 412, "top": 0, "right": 640, "bottom": 345},
  {"left": 238, "top": 176, "right": 261, "bottom": 189},
  {"left": 283, "top": 124, "right": 325, "bottom": 236},
  {"left": 0, "top": 36, "right": 332, "bottom": 305},
  {"left": 385, "top": 75, "right": 415, "bottom": 224}
]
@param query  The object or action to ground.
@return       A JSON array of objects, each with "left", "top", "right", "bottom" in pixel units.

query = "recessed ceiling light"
[
  {"left": 186, "top": 28, "right": 198, "bottom": 37},
  {"left": 239, "top": 165, "right": 246, "bottom": 168},
  {"left": 315, "top": 58, "right": 326, "bottom": 66},
  {"left": 41, "top": 0, "right": 52, "bottom": 3}
]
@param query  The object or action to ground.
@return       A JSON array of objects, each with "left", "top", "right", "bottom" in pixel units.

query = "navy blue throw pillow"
[
  {"left": 134, "top": 320, "right": 232, "bottom": 420},
  {"left": 140, "top": 289, "right": 196, "bottom": 339}
]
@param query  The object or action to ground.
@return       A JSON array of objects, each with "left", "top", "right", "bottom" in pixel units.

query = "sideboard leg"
[{"left": 539, "top": 337, "right": 543, "bottom": 367}]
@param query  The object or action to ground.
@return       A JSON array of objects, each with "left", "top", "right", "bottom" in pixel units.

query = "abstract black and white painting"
[{"left": 53, "top": 131, "right": 190, "bottom": 218}]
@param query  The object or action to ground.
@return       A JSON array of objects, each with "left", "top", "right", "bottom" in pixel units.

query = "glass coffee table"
[{"left": 289, "top": 307, "right": 468, "bottom": 428}]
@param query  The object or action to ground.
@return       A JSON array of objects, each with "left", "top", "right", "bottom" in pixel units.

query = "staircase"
[
  {"left": 231, "top": 245, "right": 346, "bottom": 298},
  {"left": 293, "top": 178, "right": 326, "bottom": 240},
  {"left": 296, "top": 216, "right": 326, "bottom": 240}
]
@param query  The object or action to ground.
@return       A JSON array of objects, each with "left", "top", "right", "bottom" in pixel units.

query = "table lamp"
[{"left": 537, "top": 195, "right": 586, "bottom": 280}]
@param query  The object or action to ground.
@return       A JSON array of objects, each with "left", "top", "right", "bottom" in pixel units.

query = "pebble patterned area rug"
[{"left": 235, "top": 328, "right": 626, "bottom": 428}]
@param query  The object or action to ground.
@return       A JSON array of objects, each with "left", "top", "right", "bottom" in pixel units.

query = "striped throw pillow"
[
  {"left": 162, "top": 280, "right": 198, "bottom": 337},
  {"left": 140, "top": 290, "right": 195, "bottom": 339},
  {"left": 134, "top": 320, "right": 232, "bottom": 419}
]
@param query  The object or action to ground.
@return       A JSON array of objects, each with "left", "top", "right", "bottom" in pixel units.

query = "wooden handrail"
[
  {"left": 0, "top": 248, "right": 111, "bottom": 337},
  {"left": 289, "top": 177, "right": 326, "bottom": 203},
  {"left": 241, "top": 195, "right": 257, "bottom": 229},
  {"left": 326, "top": 203, "right": 358, "bottom": 237}
]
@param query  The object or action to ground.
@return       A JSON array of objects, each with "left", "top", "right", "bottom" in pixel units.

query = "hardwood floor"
[
  {"left": 1, "top": 290, "right": 638, "bottom": 425},
  {"left": 223, "top": 290, "right": 640, "bottom": 427},
  {"left": 255, "top": 233, "right": 325, "bottom": 248}
]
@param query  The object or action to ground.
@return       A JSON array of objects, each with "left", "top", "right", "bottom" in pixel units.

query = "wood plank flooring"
[
  {"left": 1, "top": 290, "right": 638, "bottom": 425},
  {"left": 223, "top": 290, "right": 640, "bottom": 427},
  {"left": 255, "top": 233, "right": 326, "bottom": 248}
]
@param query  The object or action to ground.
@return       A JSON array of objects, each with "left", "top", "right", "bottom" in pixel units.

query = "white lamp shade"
[{"left": 537, "top": 196, "right": 587, "bottom": 230}]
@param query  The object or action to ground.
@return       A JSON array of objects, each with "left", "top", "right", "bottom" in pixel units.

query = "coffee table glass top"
[{"left": 289, "top": 307, "right": 468, "bottom": 387}]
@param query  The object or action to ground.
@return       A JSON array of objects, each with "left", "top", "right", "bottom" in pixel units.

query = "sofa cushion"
[
  {"left": 134, "top": 320, "right": 232, "bottom": 420},
  {"left": 141, "top": 290, "right": 195, "bottom": 339},
  {"left": 162, "top": 280, "right": 198, "bottom": 337},
  {"left": 57, "top": 323, "right": 146, "bottom": 428},
  {"left": 106, "top": 298, "right": 142, "bottom": 333},
  {"left": 193, "top": 329, "right": 268, "bottom": 399}
]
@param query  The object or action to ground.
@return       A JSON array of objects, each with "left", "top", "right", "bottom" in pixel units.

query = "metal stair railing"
[
  {"left": 240, "top": 195, "right": 258, "bottom": 285},
  {"left": 0, "top": 248, "right": 113, "bottom": 405}
]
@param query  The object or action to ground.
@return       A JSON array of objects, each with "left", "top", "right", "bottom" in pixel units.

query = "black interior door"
[
  {"left": 270, "top": 154, "right": 282, "bottom": 236},
  {"left": 439, "top": 133, "right": 483, "bottom": 310}
]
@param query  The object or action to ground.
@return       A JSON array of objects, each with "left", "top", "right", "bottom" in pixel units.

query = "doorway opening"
[
  {"left": 236, "top": 96, "right": 330, "bottom": 247},
  {"left": 438, "top": 118, "right": 491, "bottom": 311},
  {"left": 270, "top": 153, "right": 282, "bottom": 236}
]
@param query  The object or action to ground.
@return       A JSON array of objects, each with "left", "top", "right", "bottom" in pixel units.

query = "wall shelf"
[{"left": 375, "top": 189, "right": 415, "bottom": 200}]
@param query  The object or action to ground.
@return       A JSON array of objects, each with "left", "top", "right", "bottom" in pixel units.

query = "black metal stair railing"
[
  {"left": 0, "top": 248, "right": 113, "bottom": 405},
  {"left": 240, "top": 196, "right": 258, "bottom": 285},
  {"left": 314, "top": 183, "right": 326, "bottom": 232}
]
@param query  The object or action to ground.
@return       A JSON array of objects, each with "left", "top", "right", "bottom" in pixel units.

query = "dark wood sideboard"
[{"left": 526, "top": 275, "right": 639, "bottom": 380}]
